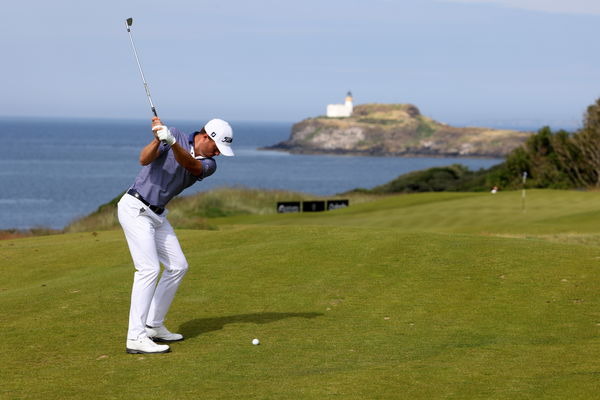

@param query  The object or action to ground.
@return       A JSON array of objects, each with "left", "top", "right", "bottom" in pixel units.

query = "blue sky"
[{"left": 2, "top": 0, "right": 599, "bottom": 129}]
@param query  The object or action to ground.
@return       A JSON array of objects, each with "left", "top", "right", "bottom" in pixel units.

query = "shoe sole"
[
  {"left": 149, "top": 337, "right": 184, "bottom": 343},
  {"left": 125, "top": 347, "right": 171, "bottom": 354}
]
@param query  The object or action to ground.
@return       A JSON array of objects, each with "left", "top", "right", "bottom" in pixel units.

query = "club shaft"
[{"left": 126, "top": 23, "right": 157, "bottom": 116}]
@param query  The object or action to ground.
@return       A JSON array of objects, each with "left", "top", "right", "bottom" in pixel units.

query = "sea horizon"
[{"left": 0, "top": 114, "right": 579, "bottom": 133}]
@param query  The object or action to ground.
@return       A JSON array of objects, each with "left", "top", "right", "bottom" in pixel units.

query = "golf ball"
[{"left": 252, "top": 338, "right": 260, "bottom": 345}]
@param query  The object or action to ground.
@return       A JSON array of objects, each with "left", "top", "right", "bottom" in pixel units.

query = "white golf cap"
[{"left": 204, "top": 119, "right": 234, "bottom": 156}]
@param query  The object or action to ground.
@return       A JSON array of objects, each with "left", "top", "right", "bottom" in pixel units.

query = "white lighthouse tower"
[{"left": 326, "top": 91, "right": 353, "bottom": 118}]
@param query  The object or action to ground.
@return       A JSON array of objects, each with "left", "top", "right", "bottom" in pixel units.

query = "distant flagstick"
[
  {"left": 125, "top": 17, "right": 158, "bottom": 118},
  {"left": 521, "top": 171, "right": 528, "bottom": 212}
]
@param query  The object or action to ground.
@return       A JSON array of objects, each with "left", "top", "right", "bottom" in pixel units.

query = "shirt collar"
[{"left": 188, "top": 131, "right": 200, "bottom": 145}]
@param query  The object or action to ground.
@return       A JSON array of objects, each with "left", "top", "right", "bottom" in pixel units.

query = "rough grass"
[
  {"left": 2, "top": 190, "right": 600, "bottom": 399},
  {"left": 64, "top": 187, "right": 378, "bottom": 233},
  {"left": 0, "top": 228, "right": 61, "bottom": 240}
]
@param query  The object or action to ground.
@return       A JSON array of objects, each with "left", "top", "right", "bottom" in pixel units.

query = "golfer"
[{"left": 118, "top": 117, "right": 234, "bottom": 354}]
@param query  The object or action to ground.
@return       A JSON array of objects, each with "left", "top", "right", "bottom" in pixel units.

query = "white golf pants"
[{"left": 118, "top": 193, "right": 188, "bottom": 340}]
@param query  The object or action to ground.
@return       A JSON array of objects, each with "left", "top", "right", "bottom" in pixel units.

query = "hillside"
[{"left": 265, "top": 104, "right": 530, "bottom": 157}]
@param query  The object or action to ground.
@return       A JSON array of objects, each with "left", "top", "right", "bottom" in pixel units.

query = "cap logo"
[
  {"left": 222, "top": 137, "right": 233, "bottom": 143},
  {"left": 210, "top": 132, "right": 217, "bottom": 138}
]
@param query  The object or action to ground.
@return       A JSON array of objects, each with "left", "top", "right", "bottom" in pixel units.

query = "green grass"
[
  {"left": 64, "top": 187, "right": 377, "bottom": 233},
  {"left": 63, "top": 187, "right": 366, "bottom": 233},
  {"left": 2, "top": 190, "right": 600, "bottom": 398},
  {"left": 214, "top": 189, "right": 600, "bottom": 235}
]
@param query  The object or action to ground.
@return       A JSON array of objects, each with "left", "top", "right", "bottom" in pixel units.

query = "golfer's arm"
[
  {"left": 139, "top": 138, "right": 162, "bottom": 165},
  {"left": 170, "top": 142, "right": 203, "bottom": 176}
]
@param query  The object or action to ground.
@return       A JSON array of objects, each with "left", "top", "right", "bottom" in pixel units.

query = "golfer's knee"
[
  {"left": 135, "top": 264, "right": 160, "bottom": 281},
  {"left": 169, "top": 257, "right": 188, "bottom": 275}
]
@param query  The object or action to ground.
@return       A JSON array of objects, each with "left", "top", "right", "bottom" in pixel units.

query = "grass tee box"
[{"left": 2, "top": 190, "right": 600, "bottom": 399}]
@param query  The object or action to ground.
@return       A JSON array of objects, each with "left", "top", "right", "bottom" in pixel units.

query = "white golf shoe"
[
  {"left": 126, "top": 336, "right": 170, "bottom": 354},
  {"left": 145, "top": 325, "right": 184, "bottom": 342}
]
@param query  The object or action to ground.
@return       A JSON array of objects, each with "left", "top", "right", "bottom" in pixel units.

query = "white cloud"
[{"left": 440, "top": 0, "right": 600, "bottom": 16}]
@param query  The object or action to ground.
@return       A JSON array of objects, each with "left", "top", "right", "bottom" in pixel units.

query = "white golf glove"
[{"left": 153, "top": 125, "right": 176, "bottom": 146}]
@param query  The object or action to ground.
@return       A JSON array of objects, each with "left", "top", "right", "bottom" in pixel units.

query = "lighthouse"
[{"left": 326, "top": 91, "right": 353, "bottom": 118}]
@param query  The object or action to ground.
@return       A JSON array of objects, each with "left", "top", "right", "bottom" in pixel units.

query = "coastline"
[{"left": 259, "top": 145, "right": 509, "bottom": 160}]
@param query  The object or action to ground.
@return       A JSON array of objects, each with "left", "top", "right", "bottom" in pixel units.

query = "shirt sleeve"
[
  {"left": 198, "top": 157, "right": 217, "bottom": 180},
  {"left": 158, "top": 141, "right": 170, "bottom": 155}
]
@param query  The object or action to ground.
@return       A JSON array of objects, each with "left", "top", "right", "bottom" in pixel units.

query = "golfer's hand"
[
  {"left": 151, "top": 117, "right": 175, "bottom": 145},
  {"left": 151, "top": 117, "right": 163, "bottom": 129},
  {"left": 151, "top": 117, "right": 163, "bottom": 139},
  {"left": 155, "top": 125, "right": 177, "bottom": 146},
  {"left": 151, "top": 117, "right": 162, "bottom": 141}
]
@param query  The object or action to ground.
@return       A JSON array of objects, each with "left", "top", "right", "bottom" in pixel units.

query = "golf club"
[{"left": 125, "top": 17, "right": 158, "bottom": 118}]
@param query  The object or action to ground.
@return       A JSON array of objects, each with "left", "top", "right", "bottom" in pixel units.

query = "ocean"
[{"left": 0, "top": 117, "right": 503, "bottom": 230}]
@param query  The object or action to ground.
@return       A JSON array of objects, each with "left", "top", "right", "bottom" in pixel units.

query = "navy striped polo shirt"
[{"left": 130, "top": 127, "right": 217, "bottom": 207}]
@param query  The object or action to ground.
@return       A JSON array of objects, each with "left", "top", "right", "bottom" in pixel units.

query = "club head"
[{"left": 126, "top": 17, "right": 133, "bottom": 27}]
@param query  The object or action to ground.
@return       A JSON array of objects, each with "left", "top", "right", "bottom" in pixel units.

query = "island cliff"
[{"left": 264, "top": 104, "right": 530, "bottom": 157}]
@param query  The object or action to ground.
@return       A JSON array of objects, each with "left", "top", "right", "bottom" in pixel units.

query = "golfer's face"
[{"left": 197, "top": 135, "right": 220, "bottom": 157}]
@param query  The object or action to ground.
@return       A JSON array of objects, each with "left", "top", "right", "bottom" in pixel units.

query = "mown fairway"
[{"left": 1, "top": 190, "right": 600, "bottom": 399}]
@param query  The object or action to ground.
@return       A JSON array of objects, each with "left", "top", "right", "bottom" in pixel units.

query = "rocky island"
[{"left": 264, "top": 103, "right": 531, "bottom": 157}]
